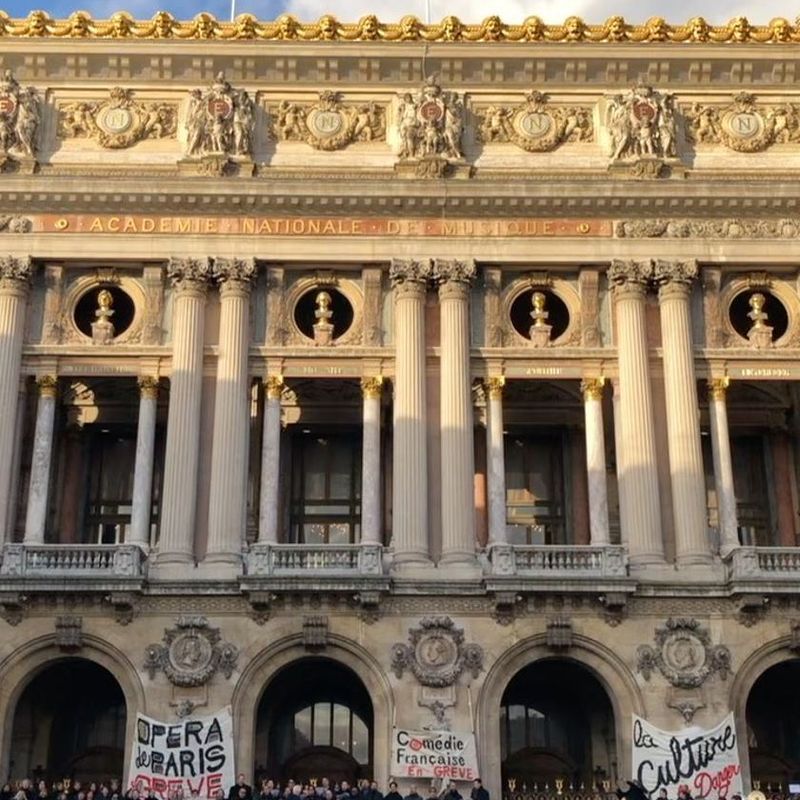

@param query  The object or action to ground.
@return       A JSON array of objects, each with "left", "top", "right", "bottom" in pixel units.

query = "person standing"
[
  {"left": 470, "top": 781, "right": 488, "bottom": 800},
  {"left": 228, "top": 777, "right": 252, "bottom": 800}
]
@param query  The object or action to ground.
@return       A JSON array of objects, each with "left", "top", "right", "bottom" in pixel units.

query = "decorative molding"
[
  {"left": 545, "top": 617, "right": 573, "bottom": 649},
  {"left": 144, "top": 615, "right": 239, "bottom": 687},
  {"left": 0, "top": 215, "right": 32, "bottom": 233},
  {"left": 272, "top": 91, "right": 386, "bottom": 150},
  {"left": 605, "top": 84, "right": 678, "bottom": 164},
  {"left": 686, "top": 92, "right": 800, "bottom": 152},
  {"left": 391, "top": 616, "right": 484, "bottom": 687},
  {"left": 59, "top": 87, "right": 177, "bottom": 149},
  {"left": 477, "top": 90, "right": 593, "bottom": 152},
  {"left": 54, "top": 615, "right": 82, "bottom": 650},
  {"left": 636, "top": 617, "right": 731, "bottom": 689},
  {"left": 616, "top": 218, "right": 800, "bottom": 239},
  {"left": 302, "top": 615, "right": 329, "bottom": 648}
]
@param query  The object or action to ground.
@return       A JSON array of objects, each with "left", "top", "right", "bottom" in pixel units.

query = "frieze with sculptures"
[
  {"left": 0, "top": 70, "right": 39, "bottom": 160},
  {"left": 2, "top": 10, "right": 800, "bottom": 44},
  {"left": 59, "top": 88, "right": 177, "bottom": 149},
  {"left": 477, "top": 91, "right": 593, "bottom": 152},
  {"left": 686, "top": 92, "right": 800, "bottom": 152},
  {"left": 272, "top": 91, "right": 385, "bottom": 151},
  {"left": 605, "top": 84, "right": 678, "bottom": 164}
]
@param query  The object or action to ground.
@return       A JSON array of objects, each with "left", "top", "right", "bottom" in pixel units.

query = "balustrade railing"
[
  {"left": 245, "top": 543, "right": 384, "bottom": 577},
  {"left": 488, "top": 544, "right": 628, "bottom": 578},
  {"left": 0, "top": 542, "right": 144, "bottom": 577},
  {"left": 726, "top": 546, "right": 800, "bottom": 581}
]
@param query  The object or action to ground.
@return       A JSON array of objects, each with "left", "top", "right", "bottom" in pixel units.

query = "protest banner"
[
  {"left": 391, "top": 728, "right": 479, "bottom": 782},
  {"left": 127, "top": 708, "right": 235, "bottom": 799},
  {"left": 632, "top": 714, "right": 743, "bottom": 800}
]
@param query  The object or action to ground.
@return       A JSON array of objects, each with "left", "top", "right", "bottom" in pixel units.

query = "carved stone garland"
[
  {"left": 59, "top": 87, "right": 177, "bottom": 149},
  {"left": 636, "top": 617, "right": 731, "bottom": 689},
  {"left": 477, "top": 90, "right": 593, "bottom": 152},
  {"left": 144, "top": 616, "right": 239, "bottom": 687},
  {"left": 272, "top": 90, "right": 386, "bottom": 151},
  {"left": 390, "top": 616, "right": 484, "bottom": 687}
]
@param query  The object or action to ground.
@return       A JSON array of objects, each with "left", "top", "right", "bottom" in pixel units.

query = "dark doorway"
[
  {"left": 9, "top": 659, "right": 126, "bottom": 783},
  {"left": 254, "top": 659, "right": 373, "bottom": 784}
]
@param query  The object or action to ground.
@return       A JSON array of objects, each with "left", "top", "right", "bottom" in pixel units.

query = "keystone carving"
[
  {"left": 144, "top": 615, "right": 239, "bottom": 687},
  {"left": 391, "top": 616, "right": 484, "bottom": 687},
  {"left": 59, "top": 87, "right": 177, "bottom": 149},
  {"left": 478, "top": 90, "right": 593, "bottom": 151},
  {"left": 636, "top": 617, "right": 731, "bottom": 689},
  {"left": 686, "top": 92, "right": 800, "bottom": 152},
  {"left": 273, "top": 91, "right": 385, "bottom": 150},
  {"left": 55, "top": 615, "right": 82, "bottom": 650}
]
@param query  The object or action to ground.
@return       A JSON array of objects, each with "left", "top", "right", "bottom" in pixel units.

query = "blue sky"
[{"left": 0, "top": 0, "right": 790, "bottom": 30}]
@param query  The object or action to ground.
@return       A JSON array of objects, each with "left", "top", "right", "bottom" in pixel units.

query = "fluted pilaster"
[
  {"left": 581, "top": 377, "right": 610, "bottom": 546},
  {"left": 258, "top": 375, "right": 283, "bottom": 544},
  {"left": 24, "top": 375, "right": 58, "bottom": 545},
  {"left": 158, "top": 257, "right": 211, "bottom": 566},
  {"left": 389, "top": 258, "right": 432, "bottom": 567},
  {"left": 205, "top": 258, "right": 256, "bottom": 567},
  {"left": 609, "top": 259, "right": 664, "bottom": 565},
  {"left": 485, "top": 377, "right": 507, "bottom": 545},
  {"left": 129, "top": 377, "right": 159, "bottom": 549},
  {"left": 0, "top": 256, "right": 32, "bottom": 540},
  {"left": 708, "top": 377, "right": 739, "bottom": 555},
  {"left": 656, "top": 259, "right": 711, "bottom": 565},
  {"left": 361, "top": 377, "right": 383, "bottom": 545}
]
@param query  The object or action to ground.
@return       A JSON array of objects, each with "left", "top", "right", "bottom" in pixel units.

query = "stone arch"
[
  {"left": 729, "top": 634, "right": 798, "bottom": 790},
  {"left": 233, "top": 633, "right": 394, "bottom": 787},
  {"left": 477, "top": 633, "right": 645, "bottom": 800},
  {"left": 0, "top": 633, "right": 146, "bottom": 782}
]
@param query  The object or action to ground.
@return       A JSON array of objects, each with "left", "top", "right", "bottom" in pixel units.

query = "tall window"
[
  {"left": 290, "top": 431, "right": 362, "bottom": 544},
  {"left": 504, "top": 431, "right": 566, "bottom": 544},
  {"left": 732, "top": 434, "right": 773, "bottom": 546}
]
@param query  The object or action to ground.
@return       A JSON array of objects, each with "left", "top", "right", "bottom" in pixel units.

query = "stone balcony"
[{"left": 726, "top": 546, "right": 800, "bottom": 590}]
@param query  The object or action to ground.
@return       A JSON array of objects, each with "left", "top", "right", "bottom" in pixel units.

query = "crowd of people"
[{"left": 0, "top": 776, "right": 491, "bottom": 800}]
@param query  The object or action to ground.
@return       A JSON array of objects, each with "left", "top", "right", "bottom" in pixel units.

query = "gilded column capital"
[
  {"left": 265, "top": 374, "right": 284, "bottom": 400},
  {"left": 608, "top": 259, "right": 653, "bottom": 297},
  {"left": 485, "top": 376, "right": 505, "bottom": 399},
  {"left": 36, "top": 375, "right": 58, "bottom": 397},
  {"left": 361, "top": 376, "right": 384, "bottom": 399},
  {"left": 708, "top": 376, "right": 730, "bottom": 401},
  {"left": 581, "top": 377, "right": 606, "bottom": 401},
  {"left": 654, "top": 259, "right": 699, "bottom": 299},
  {"left": 389, "top": 258, "right": 432, "bottom": 298},
  {"left": 138, "top": 376, "right": 160, "bottom": 400},
  {"left": 167, "top": 257, "right": 212, "bottom": 294},
  {"left": 0, "top": 255, "right": 33, "bottom": 291},
  {"left": 213, "top": 257, "right": 256, "bottom": 294}
]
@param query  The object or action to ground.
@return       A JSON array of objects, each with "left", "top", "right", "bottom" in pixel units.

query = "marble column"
[
  {"left": 258, "top": 376, "right": 283, "bottom": 544},
  {"left": 655, "top": 259, "right": 712, "bottom": 565},
  {"left": 361, "top": 377, "right": 383, "bottom": 545},
  {"left": 581, "top": 377, "right": 610, "bottom": 546},
  {"left": 389, "top": 258, "right": 432, "bottom": 566},
  {"left": 485, "top": 377, "right": 507, "bottom": 545},
  {"left": 437, "top": 259, "right": 477, "bottom": 566},
  {"left": 24, "top": 376, "right": 58, "bottom": 545},
  {"left": 158, "top": 258, "right": 211, "bottom": 566},
  {"left": 0, "top": 256, "right": 32, "bottom": 541},
  {"left": 608, "top": 260, "right": 664, "bottom": 565},
  {"left": 707, "top": 378, "right": 738, "bottom": 554},
  {"left": 205, "top": 258, "right": 256, "bottom": 566},
  {"left": 129, "top": 377, "right": 159, "bottom": 549}
]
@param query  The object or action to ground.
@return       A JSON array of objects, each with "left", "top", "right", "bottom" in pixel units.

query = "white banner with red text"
[
  {"left": 391, "top": 728, "right": 479, "bottom": 782},
  {"left": 127, "top": 708, "right": 235, "bottom": 799},
  {"left": 632, "top": 713, "right": 743, "bottom": 800}
]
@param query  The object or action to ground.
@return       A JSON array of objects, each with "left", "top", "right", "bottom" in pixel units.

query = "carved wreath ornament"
[
  {"left": 144, "top": 616, "right": 239, "bottom": 687},
  {"left": 636, "top": 617, "right": 731, "bottom": 689},
  {"left": 391, "top": 616, "right": 484, "bottom": 687}
]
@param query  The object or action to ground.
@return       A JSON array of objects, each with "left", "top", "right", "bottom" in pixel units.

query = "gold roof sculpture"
[{"left": 0, "top": 10, "right": 799, "bottom": 43}]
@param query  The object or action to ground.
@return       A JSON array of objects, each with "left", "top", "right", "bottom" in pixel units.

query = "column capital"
[
  {"left": 265, "top": 374, "right": 284, "bottom": 399},
  {"left": 708, "top": 376, "right": 730, "bottom": 401},
  {"left": 0, "top": 255, "right": 33, "bottom": 291},
  {"left": 654, "top": 259, "right": 699, "bottom": 299},
  {"left": 138, "top": 376, "right": 160, "bottom": 400},
  {"left": 581, "top": 377, "right": 606, "bottom": 401},
  {"left": 608, "top": 259, "right": 653, "bottom": 297},
  {"left": 389, "top": 258, "right": 432, "bottom": 297},
  {"left": 167, "top": 257, "right": 212, "bottom": 294},
  {"left": 361, "top": 376, "right": 383, "bottom": 399},
  {"left": 36, "top": 375, "right": 57, "bottom": 397},
  {"left": 433, "top": 258, "right": 477, "bottom": 286},
  {"left": 485, "top": 376, "right": 505, "bottom": 399},
  {"left": 213, "top": 257, "right": 256, "bottom": 293}
]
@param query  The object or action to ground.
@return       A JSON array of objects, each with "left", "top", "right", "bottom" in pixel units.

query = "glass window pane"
[
  {"left": 294, "top": 706, "right": 311, "bottom": 749},
  {"left": 328, "top": 442, "right": 353, "bottom": 499},
  {"left": 328, "top": 523, "right": 350, "bottom": 544},
  {"left": 313, "top": 702, "right": 331, "bottom": 746},
  {"left": 303, "top": 524, "right": 325, "bottom": 544},
  {"left": 352, "top": 714, "right": 369, "bottom": 764},
  {"left": 508, "top": 703, "right": 526, "bottom": 754},
  {"left": 333, "top": 704, "right": 350, "bottom": 753}
]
